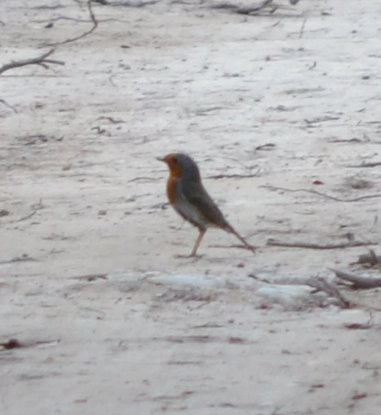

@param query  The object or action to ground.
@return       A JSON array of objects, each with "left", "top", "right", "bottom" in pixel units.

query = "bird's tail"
[{"left": 226, "top": 225, "right": 256, "bottom": 254}]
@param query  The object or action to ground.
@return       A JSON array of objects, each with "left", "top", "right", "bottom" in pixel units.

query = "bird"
[{"left": 157, "top": 153, "right": 255, "bottom": 257}]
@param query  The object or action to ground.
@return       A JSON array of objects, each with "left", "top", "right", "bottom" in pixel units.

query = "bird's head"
[{"left": 157, "top": 153, "right": 201, "bottom": 181}]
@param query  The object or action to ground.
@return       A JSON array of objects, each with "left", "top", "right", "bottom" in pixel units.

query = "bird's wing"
[{"left": 180, "top": 180, "right": 230, "bottom": 229}]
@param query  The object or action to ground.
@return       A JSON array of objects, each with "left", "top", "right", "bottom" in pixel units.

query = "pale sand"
[{"left": 1, "top": 1, "right": 381, "bottom": 413}]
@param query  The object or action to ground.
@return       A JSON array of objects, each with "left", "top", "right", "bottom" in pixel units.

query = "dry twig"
[
  {"left": 0, "top": 99, "right": 17, "bottom": 113},
  {"left": 349, "top": 161, "right": 381, "bottom": 168},
  {"left": 307, "top": 277, "right": 351, "bottom": 308},
  {"left": 248, "top": 274, "right": 351, "bottom": 308},
  {"left": 247, "top": 274, "right": 272, "bottom": 284},
  {"left": 299, "top": 17, "right": 307, "bottom": 39},
  {"left": 95, "top": 0, "right": 159, "bottom": 6},
  {"left": 207, "top": 173, "right": 260, "bottom": 180},
  {"left": 208, "top": 243, "right": 256, "bottom": 252},
  {"left": 330, "top": 268, "right": 381, "bottom": 289},
  {"left": 0, "top": 255, "right": 37, "bottom": 265},
  {"left": 267, "top": 239, "right": 375, "bottom": 250},
  {"left": 0, "top": 49, "right": 64, "bottom": 75},
  {"left": 97, "top": 116, "right": 124, "bottom": 124},
  {"left": 1, "top": 201, "right": 45, "bottom": 227},
  {"left": 48, "top": 0, "right": 98, "bottom": 46},
  {"left": 128, "top": 176, "right": 161, "bottom": 182},
  {"left": 13, "top": 201, "right": 44, "bottom": 223},
  {"left": 115, "top": 0, "right": 159, "bottom": 7},
  {"left": 261, "top": 185, "right": 381, "bottom": 202},
  {"left": 209, "top": 0, "right": 276, "bottom": 15}
]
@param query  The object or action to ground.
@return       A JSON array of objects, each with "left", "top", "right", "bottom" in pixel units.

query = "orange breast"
[{"left": 166, "top": 176, "right": 178, "bottom": 204}]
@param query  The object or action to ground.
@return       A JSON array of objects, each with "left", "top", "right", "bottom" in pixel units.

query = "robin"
[{"left": 157, "top": 153, "right": 256, "bottom": 257}]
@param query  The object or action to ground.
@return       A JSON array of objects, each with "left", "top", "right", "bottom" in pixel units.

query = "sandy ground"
[{"left": 1, "top": 0, "right": 381, "bottom": 414}]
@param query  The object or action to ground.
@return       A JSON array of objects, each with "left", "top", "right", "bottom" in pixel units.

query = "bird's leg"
[{"left": 190, "top": 229, "right": 207, "bottom": 257}]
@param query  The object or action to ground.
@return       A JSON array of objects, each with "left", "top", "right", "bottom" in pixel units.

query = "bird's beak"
[{"left": 156, "top": 157, "right": 165, "bottom": 162}]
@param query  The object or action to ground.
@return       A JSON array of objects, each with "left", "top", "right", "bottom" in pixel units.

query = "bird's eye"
[{"left": 172, "top": 157, "right": 178, "bottom": 164}]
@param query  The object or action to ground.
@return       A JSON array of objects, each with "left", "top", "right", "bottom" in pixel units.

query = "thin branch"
[
  {"left": 261, "top": 185, "right": 381, "bottom": 202},
  {"left": 208, "top": 243, "right": 256, "bottom": 251},
  {"left": 328, "top": 138, "right": 364, "bottom": 144},
  {"left": 250, "top": 271, "right": 381, "bottom": 310},
  {"left": 307, "top": 277, "right": 351, "bottom": 308},
  {"left": 9, "top": 201, "right": 44, "bottom": 223},
  {"left": 31, "top": 4, "right": 64, "bottom": 9},
  {"left": 169, "top": 0, "right": 203, "bottom": 5},
  {"left": 207, "top": 173, "right": 260, "bottom": 180},
  {"left": 14, "top": 209, "right": 39, "bottom": 223},
  {"left": 113, "top": 0, "right": 159, "bottom": 7},
  {"left": 247, "top": 274, "right": 272, "bottom": 284},
  {"left": 33, "top": 16, "right": 127, "bottom": 24},
  {"left": 48, "top": 0, "right": 98, "bottom": 46},
  {"left": 34, "top": 16, "right": 93, "bottom": 23},
  {"left": 209, "top": 0, "right": 277, "bottom": 15},
  {"left": 94, "top": 0, "right": 159, "bottom": 6},
  {"left": 0, "top": 255, "right": 37, "bottom": 265},
  {"left": 299, "top": 17, "right": 307, "bottom": 39},
  {"left": 248, "top": 274, "right": 351, "bottom": 309},
  {"left": 0, "top": 99, "right": 17, "bottom": 113},
  {"left": 267, "top": 239, "right": 376, "bottom": 250},
  {"left": 255, "top": 143, "right": 276, "bottom": 151},
  {"left": 330, "top": 268, "right": 381, "bottom": 289},
  {"left": 0, "top": 49, "right": 64, "bottom": 75},
  {"left": 349, "top": 162, "right": 381, "bottom": 168},
  {"left": 128, "top": 176, "right": 161, "bottom": 182},
  {"left": 97, "top": 116, "right": 124, "bottom": 124}
]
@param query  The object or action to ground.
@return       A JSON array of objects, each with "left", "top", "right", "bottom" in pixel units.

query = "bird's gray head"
[{"left": 157, "top": 153, "right": 201, "bottom": 181}]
